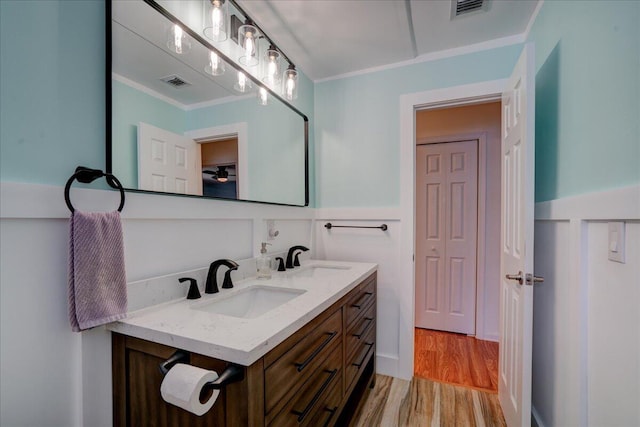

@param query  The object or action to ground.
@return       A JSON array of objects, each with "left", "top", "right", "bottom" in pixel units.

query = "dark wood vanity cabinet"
[{"left": 112, "top": 272, "right": 377, "bottom": 427}]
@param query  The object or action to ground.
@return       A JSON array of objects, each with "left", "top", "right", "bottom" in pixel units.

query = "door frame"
[
  {"left": 185, "top": 122, "right": 249, "bottom": 200},
  {"left": 397, "top": 79, "right": 507, "bottom": 380},
  {"left": 415, "top": 133, "right": 488, "bottom": 338}
]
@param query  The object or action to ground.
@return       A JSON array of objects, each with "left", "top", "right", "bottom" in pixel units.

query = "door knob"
[
  {"left": 525, "top": 273, "right": 544, "bottom": 286},
  {"left": 505, "top": 271, "right": 523, "bottom": 285}
]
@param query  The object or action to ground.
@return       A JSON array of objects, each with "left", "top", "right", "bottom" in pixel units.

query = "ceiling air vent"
[
  {"left": 160, "top": 75, "right": 191, "bottom": 88},
  {"left": 451, "top": 0, "right": 490, "bottom": 19}
]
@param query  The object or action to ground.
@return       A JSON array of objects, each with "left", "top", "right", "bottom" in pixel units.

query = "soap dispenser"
[{"left": 257, "top": 242, "right": 272, "bottom": 279}]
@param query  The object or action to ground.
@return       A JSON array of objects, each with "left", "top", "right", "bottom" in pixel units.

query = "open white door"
[
  {"left": 499, "top": 43, "right": 542, "bottom": 427},
  {"left": 138, "top": 122, "right": 203, "bottom": 195}
]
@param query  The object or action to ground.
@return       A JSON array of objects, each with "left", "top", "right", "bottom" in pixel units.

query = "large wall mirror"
[{"left": 108, "top": 0, "right": 309, "bottom": 206}]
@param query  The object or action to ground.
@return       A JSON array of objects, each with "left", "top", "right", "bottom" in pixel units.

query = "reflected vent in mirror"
[
  {"left": 160, "top": 75, "right": 191, "bottom": 88},
  {"left": 451, "top": 0, "right": 489, "bottom": 18}
]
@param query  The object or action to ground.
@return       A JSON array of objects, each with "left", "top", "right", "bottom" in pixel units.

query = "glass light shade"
[
  {"left": 282, "top": 65, "right": 298, "bottom": 101},
  {"left": 203, "top": 0, "right": 228, "bottom": 42},
  {"left": 258, "top": 87, "right": 269, "bottom": 106},
  {"left": 233, "top": 71, "right": 252, "bottom": 93},
  {"left": 166, "top": 24, "right": 191, "bottom": 54},
  {"left": 262, "top": 45, "right": 282, "bottom": 87},
  {"left": 238, "top": 23, "right": 260, "bottom": 66},
  {"left": 205, "top": 50, "right": 225, "bottom": 76}
]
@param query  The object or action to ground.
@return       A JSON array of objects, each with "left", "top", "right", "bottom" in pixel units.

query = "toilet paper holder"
[{"left": 159, "top": 350, "right": 244, "bottom": 391}]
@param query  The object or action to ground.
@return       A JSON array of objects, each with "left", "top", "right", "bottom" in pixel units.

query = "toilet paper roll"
[{"left": 160, "top": 363, "right": 220, "bottom": 416}]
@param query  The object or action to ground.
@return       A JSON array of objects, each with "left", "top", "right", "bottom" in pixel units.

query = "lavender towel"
[{"left": 68, "top": 210, "right": 127, "bottom": 332}]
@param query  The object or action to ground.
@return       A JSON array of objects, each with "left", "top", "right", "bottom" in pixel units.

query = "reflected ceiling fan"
[{"left": 203, "top": 165, "right": 236, "bottom": 183}]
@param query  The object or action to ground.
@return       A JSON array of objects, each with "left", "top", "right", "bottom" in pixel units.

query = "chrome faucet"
[
  {"left": 205, "top": 259, "right": 239, "bottom": 294},
  {"left": 285, "top": 245, "right": 309, "bottom": 269}
]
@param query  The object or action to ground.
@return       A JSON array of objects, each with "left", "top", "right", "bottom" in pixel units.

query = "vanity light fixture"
[
  {"left": 238, "top": 19, "right": 259, "bottom": 66},
  {"left": 205, "top": 50, "right": 225, "bottom": 76},
  {"left": 258, "top": 87, "right": 269, "bottom": 106},
  {"left": 283, "top": 64, "right": 298, "bottom": 101},
  {"left": 203, "top": 0, "right": 228, "bottom": 42},
  {"left": 233, "top": 71, "right": 252, "bottom": 93},
  {"left": 262, "top": 45, "right": 282, "bottom": 87},
  {"left": 166, "top": 24, "right": 191, "bottom": 54}
]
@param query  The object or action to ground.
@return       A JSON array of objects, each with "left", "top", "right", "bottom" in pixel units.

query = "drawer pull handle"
[
  {"left": 351, "top": 292, "right": 373, "bottom": 309},
  {"left": 352, "top": 317, "right": 374, "bottom": 339},
  {"left": 291, "top": 369, "right": 338, "bottom": 423},
  {"left": 352, "top": 343, "right": 374, "bottom": 368},
  {"left": 322, "top": 406, "right": 339, "bottom": 427},
  {"left": 294, "top": 331, "right": 337, "bottom": 372}
]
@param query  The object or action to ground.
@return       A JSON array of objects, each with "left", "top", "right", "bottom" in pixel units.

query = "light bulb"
[
  {"left": 211, "top": 4, "right": 222, "bottom": 38},
  {"left": 286, "top": 77, "right": 295, "bottom": 99},
  {"left": 244, "top": 33, "right": 254, "bottom": 58},
  {"left": 234, "top": 71, "right": 251, "bottom": 93},
  {"left": 258, "top": 87, "right": 268, "bottom": 106},
  {"left": 174, "top": 26, "right": 183, "bottom": 54},
  {"left": 262, "top": 45, "right": 282, "bottom": 90},
  {"left": 283, "top": 66, "right": 298, "bottom": 100},
  {"left": 238, "top": 23, "right": 259, "bottom": 66},
  {"left": 167, "top": 24, "right": 190, "bottom": 54},
  {"left": 204, "top": 0, "right": 227, "bottom": 42},
  {"left": 205, "top": 50, "right": 225, "bottom": 76}
]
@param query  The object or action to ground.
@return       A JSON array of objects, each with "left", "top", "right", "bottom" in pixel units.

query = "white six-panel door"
[
  {"left": 137, "top": 122, "right": 203, "bottom": 196},
  {"left": 415, "top": 140, "right": 478, "bottom": 334},
  {"left": 499, "top": 43, "right": 536, "bottom": 427}
]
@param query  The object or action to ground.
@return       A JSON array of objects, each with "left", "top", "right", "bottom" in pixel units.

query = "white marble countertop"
[{"left": 107, "top": 260, "right": 377, "bottom": 366}]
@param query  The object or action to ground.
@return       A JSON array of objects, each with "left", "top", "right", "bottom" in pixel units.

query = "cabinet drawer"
[
  {"left": 345, "top": 321, "right": 375, "bottom": 392},
  {"left": 306, "top": 378, "right": 342, "bottom": 427},
  {"left": 265, "top": 308, "right": 342, "bottom": 415},
  {"left": 345, "top": 275, "right": 376, "bottom": 328},
  {"left": 268, "top": 342, "right": 342, "bottom": 427},
  {"left": 346, "top": 302, "right": 376, "bottom": 361}
]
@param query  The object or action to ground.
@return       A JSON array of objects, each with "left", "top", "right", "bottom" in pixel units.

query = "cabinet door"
[{"left": 113, "top": 335, "right": 228, "bottom": 427}]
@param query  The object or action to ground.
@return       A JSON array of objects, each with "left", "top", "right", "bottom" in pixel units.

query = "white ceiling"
[{"left": 237, "top": 0, "right": 540, "bottom": 81}]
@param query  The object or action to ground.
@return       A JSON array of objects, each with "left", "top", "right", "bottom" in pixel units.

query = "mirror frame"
[{"left": 105, "top": 0, "right": 309, "bottom": 207}]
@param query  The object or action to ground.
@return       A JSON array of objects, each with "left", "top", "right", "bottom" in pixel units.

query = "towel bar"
[
  {"left": 64, "top": 166, "right": 125, "bottom": 213},
  {"left": 324, "top": 222, "right": 388, "bottom": 231}
]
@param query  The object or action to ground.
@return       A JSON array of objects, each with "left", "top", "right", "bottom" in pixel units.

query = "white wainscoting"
[
  {"left": 0, "top": 182, "right": 314, "bottom": 427},
  {"left": 531, "top": 184, "right": 640, "bottom": 427}
]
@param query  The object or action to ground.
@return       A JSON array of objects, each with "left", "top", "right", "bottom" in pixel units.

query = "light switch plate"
[{"left": 608, "top": 222, "right": 625, "bottom": 263}]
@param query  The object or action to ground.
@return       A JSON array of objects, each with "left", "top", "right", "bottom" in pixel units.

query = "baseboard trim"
[{"left": 376, "top": 353, "right": 401, "bottom": 379}]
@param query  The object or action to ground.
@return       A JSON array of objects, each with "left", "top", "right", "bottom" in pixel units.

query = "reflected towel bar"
[{"left": 324, "top": 222, "right": 387, "bottom": 231}]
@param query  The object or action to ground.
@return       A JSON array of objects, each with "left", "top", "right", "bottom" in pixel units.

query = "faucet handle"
[
  {"left": 294, "top": 252, "right": 302, "bottom": 267},
  {"left": 221, "top": 266, "right": 238, "bottom": 289},
  {"left": 179, "top": 277, "right": 201, "bottom": 300},
  {"left": 275, "top": 257, "right": 286, "bottom": 271}
]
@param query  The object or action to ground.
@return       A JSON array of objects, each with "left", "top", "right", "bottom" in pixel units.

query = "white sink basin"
[
  {"left": 290, "top": 265, "right": 351, "bottom": 278},
  {"left": 193, "top": 286, "right": 306, "bottom": 319}
]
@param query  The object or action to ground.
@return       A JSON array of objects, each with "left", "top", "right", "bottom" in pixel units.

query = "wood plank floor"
[
  {"left": 414, "top": 328, "right": 499, "bottom": 393},
  {"left": 349, "top": 375, "right": 506, "bottom": 426}
]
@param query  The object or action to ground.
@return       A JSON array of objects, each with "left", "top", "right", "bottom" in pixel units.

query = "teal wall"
[
  {"left": 112, "top": 80, "right": 186, "bottom": 188},
  {"left": 314, "top": 45, "right": 523, "bottom": 207},
  {"left": 185, "top": 94, "right": 305, "bottom": 205},
  {"left": 112, "top": 80, "right": 306, "bottom": 205},
  {"left": 0, "top": 0, "right": 105, "bottom": 185},
  {"left": 530, "top": 0, "right": 640, "bottom": 202}
]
